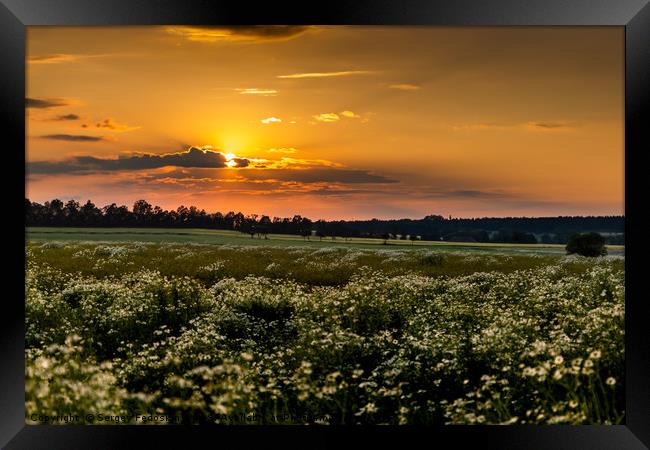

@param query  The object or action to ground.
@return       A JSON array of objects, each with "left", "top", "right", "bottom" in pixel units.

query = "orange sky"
[{"left": 26, "top": 26, "right": 624, "bottom": 220}]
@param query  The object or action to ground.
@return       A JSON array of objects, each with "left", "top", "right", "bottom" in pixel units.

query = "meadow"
[{"left": 25, "top": 233, "right": 625, "bottom": 425}]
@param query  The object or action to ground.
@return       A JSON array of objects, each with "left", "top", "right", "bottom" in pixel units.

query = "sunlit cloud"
[
  {"left": 28, "top": 54, "right": 81, "bottom": 64},
  {"left": 235, "top": 88, "right": 278, "bottom": 96},
  {"left": 251, "top": 157, "right": 344, "bottom": 169},
  {"left": 267, "top": 148, "right": 298, "bottom": 154},
  {"left": 314, "top": 111, "right": 363, "bottom": 122},
  {"left": 165, "top": 26, "right": 313, "bottom": 43},
  {"left": 388, "top": 83, "right": 421, "bottom": 91},
  {"left": 313, "top": 113, "right": 340, "bottom": 122},
  {"left": 340, "top": 110, "right": 360, "bottom": 118},
  {"left": 277, "top": 70, "right": 374, "bottom": 79},
  {"left": 261, "top": 117, "right": 282, "bottom": 124},
  {"left": 28, "top": 53, "right": 129, "bottom": 64}
]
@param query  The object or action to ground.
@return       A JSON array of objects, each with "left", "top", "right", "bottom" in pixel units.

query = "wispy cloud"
[
  {"left": 26, "top": 97, "right": 71, "bottom": 109},
  {"left": 388, "top": 83, "right": 421, "bottom": 91},
  {"left": 277, "top": 70, "right": 374, "bottom": 79},
  {"left": 267, "top": 148, "right": 298, "bottom": 154},
  {"left": 40, "top": 134, "right": 106, "bottom": 142},
  {"left": 166, "top": 26, "right": 313, "bottom": 43},
  {"left": 452, "top": 121, "right": 577, "bottom": 132},
  {"left": 235, "top": 88, "right": 278, "bottom": 96},
  {"left": 261, "top": 117, "right": 282, "bottom": 124},
  {"left": 93, "top": 118, "right": 140, "bottom": 132},
  {"left": 28, "top": 53, "right": 126, "bottom": 64},
  {"left": 52, "top": 114, "right": 80, "bottom": 121},
  {"left": 525, "top": 121, "right": 575, "bottom": 131},
  {"left": 28, "top": 54, "right": 80, "bottom": 64}
]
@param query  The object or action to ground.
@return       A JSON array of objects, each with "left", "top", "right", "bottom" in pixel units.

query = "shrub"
[{"left": 566, "top": 233, "right": 607, "bottom": 257}]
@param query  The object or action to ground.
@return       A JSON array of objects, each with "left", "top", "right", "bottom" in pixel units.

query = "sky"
[{"left": 26, "top": 26, "right": 624, "bottom": 220}]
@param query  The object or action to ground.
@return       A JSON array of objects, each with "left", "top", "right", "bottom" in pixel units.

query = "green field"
[{"left": 26, "top": 227, "right": 624, "bottom": 255}]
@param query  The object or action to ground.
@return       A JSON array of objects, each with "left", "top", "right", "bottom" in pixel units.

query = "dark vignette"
[{"left": 1, "top": 0, "right": 648, "bottom": 449}]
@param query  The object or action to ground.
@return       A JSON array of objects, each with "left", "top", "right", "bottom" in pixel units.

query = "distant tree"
[
  {"left": 566, "top": 232, "right": 607, "bottom": 257},
  {"left": 133, "top": 200, "right": 153, "bottom": 226},
  {"left": 79, "top": 200, "right": 101, "bottom": 226},
  {"left": 381, "top": 233, "right": 390, "bottom": 245},
  {"left": 63, "top": 200, "right": 80, "bottom": 225}
]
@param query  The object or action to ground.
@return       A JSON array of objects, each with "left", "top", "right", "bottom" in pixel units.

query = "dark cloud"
[
  {"left": 94, "top": 118, "right": 139, "bottom": 131},
  {"left": 445, "top": 190, "right": 506, "bottom": 198},
  {"left": 28, "top": 147, "right": 249, "bottom": 174},
  {"left": 238, "top": 168, "right": 397, "bottom": 184},
  {"left": 231, "top": 158, "right": 250, "bottom": 168},
  {"left": 527, "top": 121, "right": 574, "bottom": 130},
  {"left": 26, "top": 98, "right": 70, "bottom": 109},
  {"left": 221, "top": 26, "right": 312, "bottom": 40},
  {"left": 54, "top": 114, "right": 80, "bottom": 121},
  {"left": 41, "top": 134, "right": 105, "bottom": 142}
]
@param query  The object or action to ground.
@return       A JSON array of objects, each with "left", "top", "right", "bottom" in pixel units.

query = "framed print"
[{"left": 1, "top": 0, "right": 649, "bottom": 448}]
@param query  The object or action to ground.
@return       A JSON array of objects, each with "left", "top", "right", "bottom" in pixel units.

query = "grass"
[
  {"left": 25, "top": 240, "right": 624, "bottom": 287},
  {"left": 26, "top": 227, "right": 625, "bottom": 255}
]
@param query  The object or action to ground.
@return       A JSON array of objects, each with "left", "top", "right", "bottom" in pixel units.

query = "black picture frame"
[{"left": 2, "top": 1, "right": 648, "bottom": 448}]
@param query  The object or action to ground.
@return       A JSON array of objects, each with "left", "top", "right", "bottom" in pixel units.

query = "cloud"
[
  {"left": 452, "top": 121, "right": 577, "bottom": 132},
  {"left": 313, "top": 113, "right": 340, "bottom": 123},
  {"left": 389, "top": 83, "right": 421, "bottom": 91},
  {"left": 241, "top": 168, "right": 397, "bottom": 184},
  {"left": 313, "top": 111, "right": 362, "bottom": 122},
  {"left": 277, "top": 70, "right": 374, "bottom": 79},
  {"left": 26, "top": 97, "right": 70, "bottom": 109},
  {"left": 261, "top": 117, "right": 282, "bottom": 124},
  {"left": 136, "top": 165, "right": 398, "bottom": 188},
  {"left": 94, "top": 118, "right": 140, "bottom": 132},
  {"left": 29, "top": 147, "right": 249, "bottom": 174},
  {"left": 52, "top": 114, "right": 80, "bottom": 121},
  {"left": 267, "top": 148, "right": 298, "bottom": 154},
  {"left": 340, "top": 110, "right": 360, "bottom": 118},
  {"left": 40, "top": 134, "right": 106, "bottom": 142},
  {"left": 28, "top": 54, "right": 80, "bottom": 64},
  {"left": 235, "top": 88, "right": 278, "bottom": 96},
  {"left": 525, "top": 121, "right": 575, "bottom": 131},
  {"left": 28, "top": 53, "right": 123, "bottom": 64},
  {"left": 251, "top": 157, "right": 343, "bottom": 169},
  {"left": 443, "top": 190, "right": 508, "bottom": 199},
  {"left": 166, "top": 26, "right": 312, "bottom": 43}
]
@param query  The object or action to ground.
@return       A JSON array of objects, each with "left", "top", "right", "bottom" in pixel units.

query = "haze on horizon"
[{"left": 26, "top": 26, "right": 624, "bottom": 221}]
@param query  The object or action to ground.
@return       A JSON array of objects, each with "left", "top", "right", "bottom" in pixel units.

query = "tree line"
[{"left": 25, "top": 198, "right": 624, "bottom": 245}]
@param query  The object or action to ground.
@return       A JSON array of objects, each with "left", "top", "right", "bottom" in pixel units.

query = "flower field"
[{"left": 25, "top": 241, "right": 625, "bottom": 425}]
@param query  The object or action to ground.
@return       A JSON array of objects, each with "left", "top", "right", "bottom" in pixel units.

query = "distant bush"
[{"left": 566, "top": 233, "right": 607, "bottom": 257}]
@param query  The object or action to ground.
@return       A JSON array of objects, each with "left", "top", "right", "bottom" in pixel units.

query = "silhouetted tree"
[{"left": 566, "top": 233, "right": 607, "bottom": 257}]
